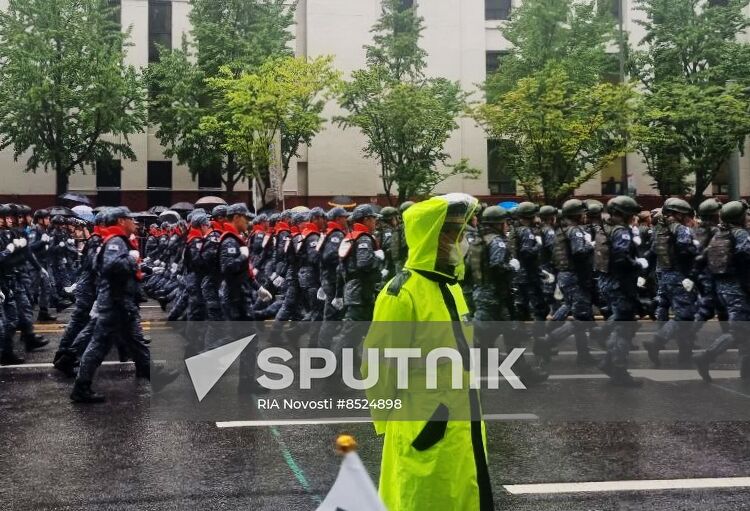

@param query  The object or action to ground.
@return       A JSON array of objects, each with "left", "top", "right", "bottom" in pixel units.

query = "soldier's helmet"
[
  {"left": 380, "top": 206, "right": 398, "bottom": 220},
  {"left": 398, "top": 201, "right": 415, "bottom": 214},
  {"left": 539, "top": 205, "right": 557, "bottom": 218},
  {"left": 351, "top": 204, "right": 381, "bottom": 222},
  {"left": 33, "top": 209, "right": 50, "bottom": 221},
  {"left": 720, "top": 201, "right": 748, "bottom": 225},
  {"left": 662, "top": 198, "right": 694, "bottom": 216},
  {"left": 255, "top": 213, "right": 269, "bottom": 224},
  {"left": 327, "top": 207, "right": 350, "bottom": 221},
  {"left": 606, "top": 196, "right": 641, "bottom": 217},
  {"left": 51, "top": 215, "right": 66, "bottom": 225},
  {"left": 561, "top": 199, "right": 587, "bottom": 218},
  {"left": 515, "top": 201, "right": 539, "bottom": 218},
  {"left": 309, "top": 207, "right": 326, "bottom": 219},
  {"left": 481, "top": 206, "right": 508, "bottom": 224},
  {"left": 698, "top": 198, "right": 722, "bottom": 218},
  {"left": 211, "top": 205, "right": 228, "bottom": 219},
  {"left": 0, "top": 204, "right": 11, "bottom": 216},
  {"left": 585, "top": 199, "right": 604, "bottom": 216}
]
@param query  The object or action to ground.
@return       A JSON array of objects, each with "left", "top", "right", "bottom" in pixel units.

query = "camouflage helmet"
[
  {"left": 561, "top": 199, "right": 587, "bottom": 218},
  {"left": 0, "top": 204, "right": 11, "bottom": 216},
  {"left": 211, "top": 205, "right": 228, "bottom": 219},
  {"left": 33, "top": 209, "right": 50, "bottom": 221},
  {"left": 662, "top": 198, "right": 694, "bottom": 216},
  {"left": 481, "top": 206, "right": 508, "bottom": 224},
  {"left": 606, "top": 196, "right": 641, "bottom": 217},
  {"left": 539, "top": 205, "right": 557, "bottom": 218},
  {"left": 584, "top": 199, "right": 604, "bottom": 216},
  {"left": 515, "top": 201, "right": 539, "bottom": 218},
  {"left": 380, "top": 206, "right": 398, "bottom": 220},
  {"left": 309, "top": 207, "right": 326, "bottom": 219},
  {"left": 351, "top": 204, "right": 381, "bottom": 222},
  {"left": 327, "top": 207, "right": 350, "bottom": 221},
  {"left": 697, "top": 198, "right": 722, "bottom": 218},
  {"left": 398, "top": 201, "right": 415, "bottom": 214},
  {"left": 720, "top": 200, "right": 748, "bottom": 225}
]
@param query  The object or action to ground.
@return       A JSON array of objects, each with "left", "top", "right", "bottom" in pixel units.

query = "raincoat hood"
[{"left": 403, "top": 193, "right": 479, "bottom": 278}]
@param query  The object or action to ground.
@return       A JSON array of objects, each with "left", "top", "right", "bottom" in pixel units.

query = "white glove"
[
  {"left": 257, "top": 286, "right": 273, "bottom": 302},
  {"left": 152, "top": 266, "right": 165, "bottom": 275},
  {"left": 170, "top": 262, "right": 178, "bottom": 273},
  {"left": 14, "top": 238, "right": 27, "bottom": 248},
  {"left": 682, "top": 278, "right": 695, "bottom": 293},
  {"left": 67, "top": 238, "right": 75, "bottom": 245},
  {"left": 635, "top": 257, "right": 649, "bottom": 270},
  {"left": 553, "top": 284, "right": 563, "bottom": 301},
  {"left": 381, "top": 268, "right": 389, "bottom": 278},
  {"left": 129, "top": 234, "right": 137, "bottom": 241},
  {"left": 317, "top": 287, "right": 327, "bottom": 301},
  {"left": 331, "top": 297, "right": 344, "bottom": 311},
  {"left": 273, "top": 275, "right": 285, "bottom": 288},
  {"left": 374, "top": 249, "right": 385, "bottom": 261},
  {"left": 41, "top": 268, "right": 49, "bottom": 278},
  {"left": 509, "top": 258, "right": 521, "bottom": 272},
  {"left": 637, "top": 276, "right": 646, "bottom": 288},
  {"left": 143, "top": 257, "right": 152, "bottom": 264},
  {"left": 693, "top": 239, "right": 701, "bottom": 247},
  {"left": 269, "top": 272, "right": 278, "bottom": 282},
  {"left": 633, "top": 235, "right": 642, "bottom": 247},
  {"left": 41, "top": 233, "right": 50, "bottom": 243},
  {"left": 583, "top": 232, "right": 592, "bottom": 244},
  {"left": 62, "top": 258, "right": 67, "bottom": 264},
  {"left": 535, "top": 235, "right": 543, "bottom": 246},
  {"left": 239, "top": 246, "right": 250, "bottom": 258},
  {"left": 5, "top": 243, "right": 15, "bottom": 253},
  {"left": 64, "top": 283, "right": 77, "bottom": 294},
  {"left": 0, "top": 290, "right": 4, "bottom": 304},
  {"left": 252, "top": 267, "right": 259, "bottom": 278},
  {"left": 154, "top": 259, "right": 162, "bottom": 267},
  {"left": 58, "top": 242, "right": 65, "bottom": 247},
  {"left": 129, "top": 250, "right": 140, "bottom": 262},
  {"left": 89, "top": 301, "right": 99, "bottom": 319},
  {"left": 541, "top": 269, "right": 556, "bottom": 284}
]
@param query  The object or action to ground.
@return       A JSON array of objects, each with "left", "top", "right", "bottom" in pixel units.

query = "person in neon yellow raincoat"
[{"left": 362, "top": 193, "right": 494, "bottom": 511}]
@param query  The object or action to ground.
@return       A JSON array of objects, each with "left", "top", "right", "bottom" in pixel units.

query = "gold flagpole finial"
[{"left": 335, "top": 434, "right": 357, "bottom": 454}]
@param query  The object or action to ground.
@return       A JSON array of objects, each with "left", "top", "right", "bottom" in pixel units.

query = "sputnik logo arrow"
[{"left": 184, "top": 335, "right": 256, "bottom": 402}]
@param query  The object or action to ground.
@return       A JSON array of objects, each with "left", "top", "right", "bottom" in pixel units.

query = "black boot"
[
  {"left": 598, "top": 357, "right": 615, "bottom": 378},
  {"left": 692, "top": 352, "right": 712, "bottom": 383},
  {"left": 642, "top": 340, "right": 660, "bottom": 368},
  {"left": 576, "top": 351, "right": 597, "bottom": 367},
  {"left": 38, "top": 309, "right": 57, "bottom": 322},
  {"left": 70, "top": 381, "right": 106, "bottom": 403},
  {"left": 53, "top": 352, "right": 77, "bottom": 378},
  {"left": 611, "top": 368, "right": 643, "bottom": 388},
  {"left": 56, "top": 299, "right": 73, "bottom": 313},
  {"left": 148, "top": 366, "right": 181, "bottom": 393},
  {"left": 23, "top": 334, "right": 49, "bottom": 352},
  {"left": 0, "top": 352, "right": 25, "bottom": 365}
]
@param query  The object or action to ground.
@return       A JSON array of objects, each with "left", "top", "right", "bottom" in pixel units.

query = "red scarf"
[
  {"left": 252, "top": 224, "right": 266, "bottom": 234},
  {"left": 210, "top": 220, "right": 224, "bottom": 233},
  {"left": 325, "top": 221, "right": 344, "bottom": 236},
  {"left": 274, "top": 221, "right": 290, "bottom": 235},
  {"left": 105, "top": 226, "right": 142, "bottom": 280},
  {"left": 301, "top": 222, "right": 320, "bottom": 238},
  {"left": 187, "top": 228, "right": 203, "bottom": 244}
]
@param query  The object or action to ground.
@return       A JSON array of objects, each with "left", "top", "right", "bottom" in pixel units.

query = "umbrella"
[
  {"left": 59, "top": 192, "right": 91, "bottom": 206},
  {"left": 170, "top": 201, "right": 195, "bottom": 212},
  {"left": 195, "top": 196, "right": 227, "bottom": 208},
  {"left": 48, "top": 206, "right": 75, "bottom": 217},
  {"left": 328, "top": 195, "right": 357, "bottom": 209},
  {"left": 149, "top": 205, "right": 168, "bottom": 215},
  {"left": 159, "top": 210, "right": 181, "bottom": 224},
  {"left": 290, "top": 206, "right": 310, "bottom": 213},
  {"left": 93, "top": 206, "right": 109, "bottom": 213},
  {"left": 135, "top": 211, "right": 158, "bottom": 220},
  {"left": 499, "top": 201, "right": 519, "bottom": 210},
  {"left": 72, "top": 205, "right": 94, "bottom": 223}
]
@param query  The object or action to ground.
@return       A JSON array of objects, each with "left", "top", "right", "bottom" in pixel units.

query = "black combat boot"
[
  {"left": 37, "top": 309, "right": 57, "bottom": 322},
  {"left": 0, "top": 351, "right": 25, "bottom": 365},
  {"left": 23, "top": 334, "right": 49, "bottom": 352},
  {"left": 70, "top": 381, "right": 106, "bottom": 403},
  {"left": 611, "top": 368, "right": 643, "bottom": 388},
  {"left": 53, "top": 352, "right": 77, "bottom": 378},
  {"left": 642, "top": 339, "right": 660, "bottom": 368},
  {"left": 692, "top": 352, "right": 712, "bottom": 383}
]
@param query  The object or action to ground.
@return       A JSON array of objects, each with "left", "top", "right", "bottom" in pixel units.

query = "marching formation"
[{"left": 0, "top": 195, "right": 748, "bottom": 402}]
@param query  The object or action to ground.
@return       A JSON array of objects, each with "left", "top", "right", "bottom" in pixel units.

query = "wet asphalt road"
[{"left": 1, "top": 304, "right": 749, "bottom": 510}]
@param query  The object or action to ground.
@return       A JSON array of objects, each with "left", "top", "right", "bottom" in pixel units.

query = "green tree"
[
  {"left": 201, "top": 56, "right": 341, "bottom": 206},
  {"left": 477, "top": 0, "right": 629, "bottom": 204},
  {"left": 146, "top": 0, "right": 295, "bottom": 194},
  {"left": 630, "top": 0, "right": 750, "bottom": 203},
  {"left": 337, "top": 0, "right": 477, "bottom": 204},
  {"left": 0, "top": 0, "right": 147, "bottom": 196}
]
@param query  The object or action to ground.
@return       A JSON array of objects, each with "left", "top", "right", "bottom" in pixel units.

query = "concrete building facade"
[{"left": 1, "top": 0, "right": 749, "bottom": 209}]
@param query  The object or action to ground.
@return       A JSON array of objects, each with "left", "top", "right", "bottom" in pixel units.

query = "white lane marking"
[
  {"left": 504, "top": 477, "right": 750, "bottom": 495},
  {"left": 216, "top": 413, "right": 539, "bottom": 428},
  {"left": 712, "top": 384, "right": 750, "bottom": 399},
  {"left": 0, "top": 361, "right": 133, "bottom": 369}
]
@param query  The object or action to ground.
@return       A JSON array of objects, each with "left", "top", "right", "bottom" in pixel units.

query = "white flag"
[{"left": 316, "top": 452, "right": 387, "bottom": 511}]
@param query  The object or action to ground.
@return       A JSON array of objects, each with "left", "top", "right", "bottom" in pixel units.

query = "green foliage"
[
  {"left": 337, "top": 0, "right": 477, "bottom": 203},
  {"left": 476, "top": 65, "right": 634, "bottom": 204},
  {"left": 146, "top": 0, "right": 296, "bottom": 193},
  {"left": 201, "top": 56, "right": 341, "bottom": 203},
  {"left": 0, "top": 0, "right": 147, "bottom": 195},
  {"left": 630, "top": 0, "right": 750, "bottom": 202},
  {"left": 478, "top": 0, "right": 629, "bottom": 204}
]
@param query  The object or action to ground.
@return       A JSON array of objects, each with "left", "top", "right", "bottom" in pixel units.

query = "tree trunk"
[{"left": 56, "top": 163, "right": 68, "bottom": 199}]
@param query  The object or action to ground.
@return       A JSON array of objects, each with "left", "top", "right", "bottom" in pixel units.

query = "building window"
[
  {"left": 198, "top": 163, "right": 222, "bottom": 190},
  {"left": 399, "top": 0, "right": 415, "bottom": 9},
  {"left": 712, "top": 162, "right": 729, "bottom": 195},
  {"left": 487, "top": 139, "right": 517, "bottom": 195},
  {"left": 96, "top": 159, "right": 122, "bottom": 206},
  {"left": 486, "top": 0, "right": 512, "bottom": 21},
  {"left": 486, "top": 51, "right": 508, "bottom": 76},
  {"left": 147, "top": 161, "right": 173, "bottom": 208},
  {"left": 149, "top": 1, "right": 172, "bottom": 63}
]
